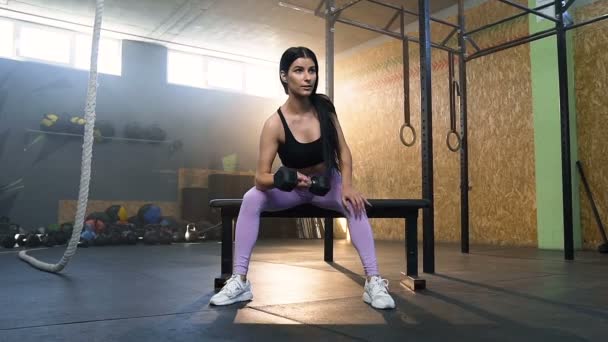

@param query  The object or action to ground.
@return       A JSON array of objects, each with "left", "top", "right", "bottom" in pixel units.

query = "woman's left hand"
[{"left": 342, "top": 185, "right": 372, "bottom": 219}]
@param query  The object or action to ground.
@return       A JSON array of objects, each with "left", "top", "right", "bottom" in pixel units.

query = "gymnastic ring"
[
  {"left": 399, "top": 124, "right": 416, "bottom": 147},
  {"left": 446, "top": 130, "right": 461, "bottom": 152}
]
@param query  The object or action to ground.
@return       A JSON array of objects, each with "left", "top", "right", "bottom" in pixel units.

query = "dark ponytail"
[
  {"left": 279, "top": 47, "right": 341, "bottom": 173},
  {"left": 311, "top": 93, "right": 341, "bottom": 172}
]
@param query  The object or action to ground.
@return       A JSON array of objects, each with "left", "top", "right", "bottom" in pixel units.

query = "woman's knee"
[
  {"left": 242, "top": 187, "right": 268, "bottom": 209},
  {"left": 344, "top": 206, "right": 370, "bottom": 223}
]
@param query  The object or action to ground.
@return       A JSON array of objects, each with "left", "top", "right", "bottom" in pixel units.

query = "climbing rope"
[{"left": 18, "top": 0, "right": 104, "bottom": 273}]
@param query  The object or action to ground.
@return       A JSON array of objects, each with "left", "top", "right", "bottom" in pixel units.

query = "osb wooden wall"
[
  {"left": 178, "top": 168, "right": 255, "bottom": 190},
  {"left": 58, "top": 169, "right": 256, "bottom": 224},
  {"left": 178, "top": 168, "right": 255, "bottom": 218},
  {"left": 573, "top": 0, "right": 608, "bottom": 249},
  {"left": 334, "top": 0, "right": 538, "bottom": 245}
]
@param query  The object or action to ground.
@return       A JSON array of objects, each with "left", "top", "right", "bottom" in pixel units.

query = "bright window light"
[
  {"left": 245, "top": 65, "right": 281, "bottom": 98},
  {"left": 167, "top": 50, "right": 205, "bottom": 88},
  {"left": 207, "top": 58, "right": 244, "bottom": 91},
  {"left": 0, "top": 20, "right": 14, "bottom": 58},
  {"left": 18, "top": 26, "right": 71, "bottom": 64},
  {"left": 74, "top": 35, "right": 122, "bottom": 75}
]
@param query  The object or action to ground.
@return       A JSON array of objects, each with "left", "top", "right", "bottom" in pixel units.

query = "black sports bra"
[{"left": 276, "top": 107, "right": 324, "bottom": 169}]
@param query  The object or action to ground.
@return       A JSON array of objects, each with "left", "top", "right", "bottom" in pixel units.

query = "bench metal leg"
[
  {"left": 401, "top": 212, "right": 426, "bottom": 291},
  {"left": 214, "top": 212, "right": 234, "bottom": 292},
  {"left": 324, "top": 217, "right": 333, "bottom": 262}
]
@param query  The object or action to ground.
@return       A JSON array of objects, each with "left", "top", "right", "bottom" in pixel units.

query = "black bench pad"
[{"left": 209, "top": 199, "right": 430, "bottom": 218}]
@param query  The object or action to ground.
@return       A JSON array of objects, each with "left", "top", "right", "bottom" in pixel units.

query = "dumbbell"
[
  {"left": 310, "top": 175, "right": 331, "bottom": 196},
  {"left": 273, "top": 167, "right": 298, "bottom": 191},
  {"left": 273, "top": 167, "right": 331, "bottom": 196},
  {"left": 40, "top": 234, "right": 56, "bottom": 247},
  {"left": 1, "top": 235, "right": 16, "bottom": 248}
]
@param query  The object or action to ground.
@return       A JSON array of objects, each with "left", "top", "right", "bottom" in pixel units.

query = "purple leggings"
[{"left": 233, "top": 170, "right": 379, "bottom": 276}]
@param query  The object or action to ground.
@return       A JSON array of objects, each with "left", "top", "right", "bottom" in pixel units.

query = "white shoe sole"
[
  {"left": 210, "top": 290, "right": 253, "bottom": 306},
  {"left": 363, "top": 292, "right": 395, "bottom": 310}
]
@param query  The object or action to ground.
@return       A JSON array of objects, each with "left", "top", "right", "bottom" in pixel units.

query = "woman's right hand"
[{"left": 296, "top": 172, "right": 311, "bottom": 189}]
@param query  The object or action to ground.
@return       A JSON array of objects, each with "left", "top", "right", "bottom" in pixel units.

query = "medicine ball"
[
  {"left": 40, "top": 234, "right": 56, "bottom": 247},
  {"left": 49, "top": 230, "right": 68, "bottom": 246},
  {"left": 47, "top": 223, "right": 60, "bottom": 232},
  {"left": 40, "top": 113, "right": 59, "bottom": 131},
  {"left": 95, "top": 120, "right": 115, "bottom": 138},
  {"left": 86, "top": 212, "right": 111, "bottom": 224},
  {"left": 106, "top": 205, "right": 128, "bottom": 223},
  {"left": 68, "top": 116, "right": 86, "bottom": 134},
  {"left": 40, "top": 113, "right": 69, "bottom": 133},
  {"left": 143, "top": 225, "right": 160, "bottom": 245},
  {"left": 127, "top": 215, "right": 141, "bottom": 226},
  {"left": 138, "top": 204, "right": 162, "bottom": 225},
  {"left": 124, "top": 122, "right": 144, "bottom": 141},
  {"left": 80, "top": 229, "right": 96, "bottom": 242},
  {"left": 93, "top": 128, "right": 104, "bottom": 143},
  {"left": 85, "top": 218, "right": 106, "bottom": 235},
  {"left": 60, "top": 222, "right": 74, "bottom": 234},
  {"left": 144, "top": 124, "right": 166, "bottom": 142}
]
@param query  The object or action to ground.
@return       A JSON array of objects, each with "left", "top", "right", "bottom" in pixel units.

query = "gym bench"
[{"left": 209, "top": 199, "right": 431, "bottom": 292}]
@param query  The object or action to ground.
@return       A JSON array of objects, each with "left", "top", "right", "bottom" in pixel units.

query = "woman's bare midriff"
[{"left": 296, "top": 161, "right": 327, "bottom": 176}]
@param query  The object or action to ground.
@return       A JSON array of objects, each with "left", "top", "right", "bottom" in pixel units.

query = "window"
[
  {"left": 18, "top": 25, "right": 72, "bottom": 64},
  {"left": 74, "top": 35, "right": 122, "bottom": 75},
  {"left": 245, "top": 64, "right": 281, "bottom": 98},
  {"left": 0, "top": 18, "right": 122, "bottom": 75},
  {"left": 206, "top": 58, "right": 244, "bottom": 91},
  {"left": 0, "top": 20, "right": 14, "bottom": 58},
  {"left": 166, "top": 49, "right": 283, "bottom": 98},
  {"left": 167, "top": 50, "right": 205, "bottom": 88}
]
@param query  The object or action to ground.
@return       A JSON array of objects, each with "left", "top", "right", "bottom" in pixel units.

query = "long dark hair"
[{"left": 279, "top": 47, "right": 341, "bottom": 173}]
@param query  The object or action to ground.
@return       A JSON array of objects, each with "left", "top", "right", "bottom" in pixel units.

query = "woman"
[{"left": 210, "top": 47, "right": 395, "bottom": 310}]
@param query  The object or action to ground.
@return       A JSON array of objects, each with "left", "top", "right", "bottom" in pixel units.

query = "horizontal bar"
[
  {"left": 25, "top": 129, "right": 175, "bottom": 144},
  {"left": 563, "top": 0, "right": 575, "bottom": 12},
  {"left": 466, "top": 36, "right": 481, "bottom": 51},
  {"left": 337, "top": 16, "right": 401, "bottom": 38},
  {"left": 497, "top": 0, "right": 558, "bottom": 23},
  {"left": 366, "top": 0, "right": 459, "bottom": 28},
  {"left": 441, "top": 27, "right": 458, "bottom": 46},
  {"left": 566, "top": 13, "right": 608, "bottom": 31},
  {"left": 466, "top": 27, "right": 556, "bottom": 61},
  {"left": 336, "top": 16, "right": 460, "bottom": 54},
  {"left": 408, "top": 37, "right": 460, "bottom": 54},
  {"left": 384, "top": 9, "right": 401, "bottom": 30},
  {"left": 334, "top": 0, "right": 363, "bottom": 14},
  {"left": 466, "top": 1, "right": 554, "bottom": 35},
  {"left": 278, "top": 0, "right": 461, "bottom": 54},
  {"left": 278, "top": 1, "right": 314, "bottom": 14},
  {"left": 314, "top": 0, "right": 325, "bottom": 16}
]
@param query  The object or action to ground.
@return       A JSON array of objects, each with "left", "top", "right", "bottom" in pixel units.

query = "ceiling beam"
[{"left": 148, "top": 0, "right": 213, "bottom": 40}]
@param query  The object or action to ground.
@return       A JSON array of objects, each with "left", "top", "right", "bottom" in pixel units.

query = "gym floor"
[{"left": 1, "top": 240, "right": 606, "bottom": 342}]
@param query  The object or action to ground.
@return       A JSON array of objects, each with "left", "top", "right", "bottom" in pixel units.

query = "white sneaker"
[
  {"left": 209, "top": 275, "right": 253, "bottom": 306},
  {"left": 363, "top": 276, "right": 396, "bottom": 309}
]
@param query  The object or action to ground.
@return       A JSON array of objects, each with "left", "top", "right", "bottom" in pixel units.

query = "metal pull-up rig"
[{"left": 279, "top": 0, "right": 608, "bottom": 267}]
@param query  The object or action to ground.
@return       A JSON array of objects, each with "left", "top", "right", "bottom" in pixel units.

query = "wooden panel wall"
[
  {"left": 334, "top": 0, "right": 537, "bottom": 245},
  {"left": 573, "top": 0, "right": 608, "bottom": 249}
]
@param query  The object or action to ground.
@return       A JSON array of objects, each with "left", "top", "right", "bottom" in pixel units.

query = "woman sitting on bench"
[{"left": 210, "top": 46, "right": 395, "bottom": 310}]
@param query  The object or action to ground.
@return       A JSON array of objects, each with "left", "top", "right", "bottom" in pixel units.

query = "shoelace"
[
  {"left": 221, "top": 275, "right": 243, "bottom": 297},
  {"left": 369, "top": 277, "right": 390, "bottom": 296}
]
